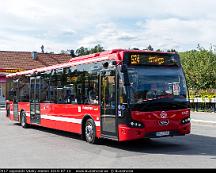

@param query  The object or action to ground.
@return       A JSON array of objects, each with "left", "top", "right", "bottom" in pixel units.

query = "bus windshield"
[{"left": 127, "top": 66, "right": 189, "bottom": 111}]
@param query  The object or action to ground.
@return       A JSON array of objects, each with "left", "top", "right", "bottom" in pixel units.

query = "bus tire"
[
  {"left": 85, "top": 119, "right": 97, "bottom": 144},
  {"left": 20, "top": 111, "right": 28, "bottom": 128}
]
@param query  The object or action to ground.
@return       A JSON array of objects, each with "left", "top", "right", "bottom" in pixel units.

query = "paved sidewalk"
[{"left": 191, "top": 111, "right": 216, "bottom": 125}]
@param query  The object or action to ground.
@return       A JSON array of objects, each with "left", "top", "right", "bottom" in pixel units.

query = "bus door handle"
[{"left": 101, "top": 115, "right": 116, "bottom": 118}]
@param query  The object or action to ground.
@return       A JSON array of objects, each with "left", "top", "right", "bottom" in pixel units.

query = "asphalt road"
[{"left": 0, "top": 110, "right": 216, "bottom": 169}]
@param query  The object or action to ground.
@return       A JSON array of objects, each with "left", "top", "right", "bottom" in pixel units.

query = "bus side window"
[
  {"left": 40, "top": 74, "right": 50, "bottom": 103},
  {"left": 119, "top": 78, "right": 126, "bottom": 104},
  {"left": 19, "top": 77, "right": 30, "bottom": 102},
  {"left": 6, "top": 79, "right": 14, "bottom": 101},
  {"left": 49, "top": 70, "right": 57, "bottom": 103},
  {"left": 88, "top": 86, "right": 98, "bottom": 104},
  {"left": 64, "top": 67, "right": 79, "bottom": 104}
]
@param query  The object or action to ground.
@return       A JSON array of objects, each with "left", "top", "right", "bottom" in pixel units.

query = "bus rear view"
[{"left": 118, "top": 51, "right": 191, "bottom": 141}]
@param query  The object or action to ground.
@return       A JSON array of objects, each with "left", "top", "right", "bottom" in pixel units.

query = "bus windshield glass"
[{"left": 127, "top": 66, "right": 188, "bottom": 111}]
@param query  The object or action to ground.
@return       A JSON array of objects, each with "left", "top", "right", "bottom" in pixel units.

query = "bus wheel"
[
  {"left": 20, "top": 112, "right": 28, "bottom": 128},
  {"left": 85, "top": 119, "right": 97, "bottom": 144}
]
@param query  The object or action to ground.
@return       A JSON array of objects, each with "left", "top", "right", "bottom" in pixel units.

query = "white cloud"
[
  {"left": 140, "top": 18, "right": 216, "bottom": 50},
  {"left": 78, "top": 17, "right": 216, "bottom": 51},
  {"left": 1, "top": 0, "right": 216, "bottom": 52}
]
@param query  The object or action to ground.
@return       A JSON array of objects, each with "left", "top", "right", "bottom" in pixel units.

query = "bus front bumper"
[{"left": 118, "top": 123, "right": 191, "bottom": 142}]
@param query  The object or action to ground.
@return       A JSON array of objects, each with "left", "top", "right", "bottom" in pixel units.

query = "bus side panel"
[
  {"left": 39, "top": 103, "right": 101, "bottom": 137},
  {"left": 41, "top": 118, "right": 81, "bottom": 134},
  {"left": 78, "top": 105, "right": 101, "bottom": 138},
  {"left": 7, "top": 101, "right": 26, "bottom": 122},
  {"left": 9, "top": 101, "right": 14, "bottom": 121},
  {"left": 18, "top": 102, "right": 30, "bottom": 123}
]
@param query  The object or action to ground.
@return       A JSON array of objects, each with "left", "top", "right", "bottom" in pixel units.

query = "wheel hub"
[{"left": 85, "top": 123, "right": 93, "bottom": 141}]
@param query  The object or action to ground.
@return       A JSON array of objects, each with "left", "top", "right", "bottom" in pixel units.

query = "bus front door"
[
  {"left": 30, "top": 77, "right": 41, "bottom": 124},
  {"left": 100, "top": 70, "right": 118, "bottom": 140}
]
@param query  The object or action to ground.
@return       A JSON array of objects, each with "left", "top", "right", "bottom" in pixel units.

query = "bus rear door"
[
  {"left": 100, "top": 69, "right": 118, "bottom": 140},
  {"left": 30, "top": 76, "right": 41, "bottom": 124},
  {"left": 13, "top": 79, "right": 19, "bottom": 121}
]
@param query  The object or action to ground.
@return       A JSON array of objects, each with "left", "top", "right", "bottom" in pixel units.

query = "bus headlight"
[{"left": 181, "top": 117, "right": 191, "bottom": 124}]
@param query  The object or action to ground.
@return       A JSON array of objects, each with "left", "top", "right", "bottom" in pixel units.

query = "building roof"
[{"left": 0, "top": 51, "right": 72, "bottom": 70}]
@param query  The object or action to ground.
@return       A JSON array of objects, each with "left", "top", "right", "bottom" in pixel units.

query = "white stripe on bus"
[
  {"left": 26, "top": 113, "right": 100, "bottom": 126},
  {"left": 41, "top": 114, "right": 82, "bottom": 124}
]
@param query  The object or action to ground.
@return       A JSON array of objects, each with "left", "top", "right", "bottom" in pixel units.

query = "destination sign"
[{"left": 126, "top": 53, "right": 180, "bottom": 66}]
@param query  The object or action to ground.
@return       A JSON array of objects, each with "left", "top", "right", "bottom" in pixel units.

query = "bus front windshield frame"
[{"left": 126, "top": 66, "right": 189, "bottom": 111}]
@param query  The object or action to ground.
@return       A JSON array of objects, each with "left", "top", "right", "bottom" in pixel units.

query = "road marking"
[{"left": 192, "top": 119, "right": 216, "bottom": 125}]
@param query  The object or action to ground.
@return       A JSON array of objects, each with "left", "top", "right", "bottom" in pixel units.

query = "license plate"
[{"left": 156, "top": 131, "right": 170, "bottom": 137}]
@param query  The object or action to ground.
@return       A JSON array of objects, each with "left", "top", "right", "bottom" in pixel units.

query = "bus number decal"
[{"left": 131, "top": 55, "right": 140, "bottom": 65}]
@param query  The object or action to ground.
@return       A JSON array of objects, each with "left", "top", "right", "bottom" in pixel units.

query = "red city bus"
[{"left": 6, "top": 49, "right": 191, "bottom": 143}]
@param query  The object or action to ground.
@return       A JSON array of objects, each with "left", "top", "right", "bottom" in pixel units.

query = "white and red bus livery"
[{"left": 6, "top": 49, "right": 191, "bottom": 143}]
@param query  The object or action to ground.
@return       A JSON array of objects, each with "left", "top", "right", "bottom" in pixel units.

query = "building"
[{"left": 0, "top": 51, "right": 72, "bottom": 105}]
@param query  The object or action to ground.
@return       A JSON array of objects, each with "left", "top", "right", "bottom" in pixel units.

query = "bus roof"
[{"left": 6, "top": 49, "right": 176, "bottom": 78}]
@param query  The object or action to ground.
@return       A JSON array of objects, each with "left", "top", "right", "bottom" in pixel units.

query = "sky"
[{"left": 0, "top": 0, "right": 216, "bottom": 53}]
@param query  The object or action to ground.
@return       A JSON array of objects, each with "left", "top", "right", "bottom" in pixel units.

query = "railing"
[
  {"left": 0, "top": 103, "right": 6, "bottom": 109},
  {"left": 190, "top": 98, "right": 216, "bottom": 113},
  {"left": 0, "top": 97, "right": 6, "bottom": 109}
]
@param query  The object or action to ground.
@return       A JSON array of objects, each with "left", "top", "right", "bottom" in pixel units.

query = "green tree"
[
  {"left": 75, "top": 44, "right": 105, "bottom": 56},
  {"left": 90, "top": 44, "right": 105, "bottom": 54},
  {"left": 132, "top": 48, "right": 140, "bottom": 50},
  {"left": 180, "top": 48, "right": 216, "bottom": 90},
  {"left": 146, "top": 45, "right": 154, "bottom": 51},
  {"left": 75, "top": 46, "right": 90, "bottom": 56},
  {"left": 167, "top": 49, "right": 177, "bottom": 53}
]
